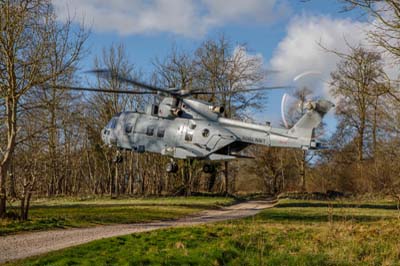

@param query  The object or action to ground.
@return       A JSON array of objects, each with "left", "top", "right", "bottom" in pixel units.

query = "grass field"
[
  {"left": 0, "top": 196, "right": 234, "bottom": 236},
  {"left": 6, "top": 198, "right": 400, "bottom": 266}
]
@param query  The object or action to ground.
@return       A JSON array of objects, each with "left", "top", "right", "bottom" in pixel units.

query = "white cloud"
[
  {"left": 202, "top": 0, "right": 288, "bottom": 25},
  {"left": 269, "top": 15, "right": 400, "bottom": 100},
  {"left": 231, "top": 45, "right": 265, "bottom": 86},
  {"left": 52, "top": 0, "right": 289, "bottom": 37},
  {"left": 269, "top": 15, "right": 371, "bottom": 98},
  {"left": 53, "top": 0, "right": 202, "bottom": 36}
]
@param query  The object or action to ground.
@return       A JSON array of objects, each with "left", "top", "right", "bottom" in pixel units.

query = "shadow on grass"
[
  {"left": 253, "top": 201, "right": 400, "bottom": 223},
  {"left": 256, "top": 211, "right": 387, "bottom": 223},
  {"left": 9, "top": 203, "right": 223, "bottom": 211},
  {"left": 276, "top": 202, "right": 398, "bottom": 210}
]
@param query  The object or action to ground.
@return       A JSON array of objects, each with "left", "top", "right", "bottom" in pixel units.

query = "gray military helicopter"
[{"left": 56, "top": 70, "right": 334, "bottom": 173}]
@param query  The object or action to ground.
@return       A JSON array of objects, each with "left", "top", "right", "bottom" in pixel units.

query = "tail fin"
[{"left": 289, "top": 99, "right": 334, "bottom": 140}]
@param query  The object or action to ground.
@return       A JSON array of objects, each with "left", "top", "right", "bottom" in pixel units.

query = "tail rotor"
[{"left": 280, "top": 71, "right": 334, "bottom": 146}]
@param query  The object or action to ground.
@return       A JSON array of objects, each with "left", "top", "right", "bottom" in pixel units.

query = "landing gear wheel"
[
  {"left": 113, "top": 152, "right": 123, "bottom": 164},
  {"left": 166, "top": 162, "right": 178, "bottom": 173},
  {"left": 203, "top": 164, "right": 212, "bottom": 173}
]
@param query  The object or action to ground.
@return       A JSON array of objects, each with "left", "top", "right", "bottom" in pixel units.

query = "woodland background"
[{"left": 1, "top": 0, "right": 400, "bottom": 219}]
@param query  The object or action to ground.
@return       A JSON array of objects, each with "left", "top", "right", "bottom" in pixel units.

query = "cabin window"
[
  {"left": 185, "top": 131, "right": 193, "bottom": 142},
  {"left": 157, "top": 127, "right": 165, "bottom": 138},
  {"left": 146, "top": 126, "right": 155, "bottom": 136},
  {"left": 125, "top": 124, "right": 133, "bottom": 133},
  {"left": 202, "top": 128, "right": 210, "bottom": 137},
  {"left": 106, "top": 120, "right": 112, "bottom": 128},
  {"left": 152, "top": 105, "right": 159, "bottom": 116},
  {"left": 110, "top": 118, "right": 117, "bottom": 129},
  {"left": 189, "top": 120, "right": 196, "bottom": 129},
  {"left": 138, "top": 145, "right": 145, "bottom": 153}
]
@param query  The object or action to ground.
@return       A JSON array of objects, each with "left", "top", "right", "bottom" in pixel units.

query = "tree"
[
  {"left": 342, "top": 0, "right": 400, "bottom": 60},
  {"left": 194, "top": 36, "right": 265, "bottom": 193},
  {"left": 326, "top": 45, "right": 394, "bottom": 193},
  {"left": 87, "top": 44, "right": 143, "bottom": 198},
  {"left": 152, "top": 37, "right": 266, "bottom": 195},
  {"left": 0, "top": 0, "right": 87, "bottom": 217},
  {"left": 194, "top": 36, "right": 265, "bottom": 118},
  {"left": 153, "top": 48, "right": 200, "bottom": 195},
  {"left": 330, "top": 45, "right": 386, "bottom": 162},
  {"left": 153, "top": 47, "right": 195, "bottom": 90},
  {"left": 282, "top": 87, "right": 316, "bottom": 191}
]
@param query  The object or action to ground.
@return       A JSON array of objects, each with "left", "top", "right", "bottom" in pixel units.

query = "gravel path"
[{"left": 0, "top": 199, "right": 276, "bottom": 264}]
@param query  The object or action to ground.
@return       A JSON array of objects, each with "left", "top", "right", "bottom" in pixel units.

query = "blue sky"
[{"left": 53, "top": 0, "right": 376, "bottom": 134}]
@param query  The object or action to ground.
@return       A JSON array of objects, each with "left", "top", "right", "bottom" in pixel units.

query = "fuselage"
[
  {"left": 101, "top": 106, "right": 320, "bottom": 161},
  {"left": 102, "top": 111, "right": 245, "bottom": 160},
  {"left": 100, "top": 96, "right": 332, "bottom": 160}
]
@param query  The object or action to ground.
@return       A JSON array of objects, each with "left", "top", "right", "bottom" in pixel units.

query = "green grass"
[
  {"left": 0, "top": 196, "right": 234, "bottom": 236},
  {"left": 28, "top": 196, "right": 235, "bottom": 207},
  {"left": 7, "top": 199, "right": 400, "bottom": 266}
]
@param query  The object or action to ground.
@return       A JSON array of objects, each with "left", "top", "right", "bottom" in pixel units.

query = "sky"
[{"left": 52, "top": 0, "right": 393, "bottom": 135}]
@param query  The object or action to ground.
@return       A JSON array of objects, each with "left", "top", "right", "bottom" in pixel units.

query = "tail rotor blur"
[{"left": 281, "top": 70, "right": 327, "bottom": 129}]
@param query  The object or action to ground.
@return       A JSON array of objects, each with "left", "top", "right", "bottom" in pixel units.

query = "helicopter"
[{"left": 54, "top": 69, "right": 334, "bottom": 173}]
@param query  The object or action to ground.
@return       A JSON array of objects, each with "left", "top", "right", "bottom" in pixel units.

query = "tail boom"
[{"left": 269, "top": 99, "right": 334, "bottom": 150}]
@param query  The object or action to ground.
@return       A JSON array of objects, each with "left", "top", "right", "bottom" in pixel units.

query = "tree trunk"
[
  {"left": 24, "top": 192, "right": 32, "bottom": 221},
  {"left": 183, "top": 160, "right": 192, "bottom": 196},
  {"left": 224, "top": 161, "right": 229, "bottom": 194},
  {"left": 358, "top": 110, "right": 366, "bottom": 162},
  {"left": 357, "top": 117, "right": 365, "bottom": 185},
  {"left": 20, "top": 183, "right": 33, "bottom": 221},
  {"left": 0, "top": 166, "right": 7, "bottom": 217},
  {"left": 0, "top": 96, "right": 18, "bottom": 218},
  {"left": 272, "top": 174, "right": 279, "bottom": 195},
  {"left": 113, "top": 163, "right": 119, "bottom": 198},
  {"left": 300, "top": 150, "right": 306, "bottom": 191},
  {"left": 48, "top": 102, "right": 57, "bottom": 196},
  {"left": 372, "top": 96, "right": 378, "bottom": 157},
  {"left": 128, "top": 152, "right": 133, "bottom": 195},
  {"left": 9, "top": 158, "right": 16, "bottom": 198},
  {"left": 208, "top": 173, "right": 216, "bottom": 192}
]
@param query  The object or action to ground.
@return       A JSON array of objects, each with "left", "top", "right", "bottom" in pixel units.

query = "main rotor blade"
[
  {"left": 49, "top": 85, "right": 157, "bottom": 95},
  {"left": 191, "top": 86, "right": 292, "bottom": 95},
  {"left": 88, "top": 69, "right": 170, "bottom": 93}
]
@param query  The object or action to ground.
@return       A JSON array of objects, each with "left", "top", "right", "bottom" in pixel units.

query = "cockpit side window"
[
  {"left": 125, "top": 123, "right": 133, "bottom": 133},
  {"left": 152, "top": 105, "right": 159, "bottom": 116},
  {"left": 146, "top": 126, "right": 155, "bottom": 136},
  {"left": 157, "top": 127, "right": 165, "bottom": 138},
  {"left": 106, "top": 114, "right": 121, "bottom": 129},
  {"left": 110, "top": 118, "right": 117, "bottom": 129},
  {"left": 106, "top": 120, "right": 113, "bottom": 129},
  {"left": 185, "top": 131, "right": 193, "bottom": 142}
]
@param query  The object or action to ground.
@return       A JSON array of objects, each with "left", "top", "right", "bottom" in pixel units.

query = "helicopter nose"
[
  {"left": 101, "top": 128, "right": 105, "bottom": 142},
  {"left": 101, "top": 128, "right": 109, "bottom": 145}
]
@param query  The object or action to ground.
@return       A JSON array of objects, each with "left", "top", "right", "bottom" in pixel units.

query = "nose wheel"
[
  {"left": 166, "top": 161, "right": 178, "bottom": 173},
  {"left": 113, "top": 151, "right": 123, "bottom": 164},
  {"left": 202, "top": 164, "right": 213, "bottom": 173}
]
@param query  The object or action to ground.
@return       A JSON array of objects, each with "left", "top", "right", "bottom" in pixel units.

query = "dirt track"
[{"left": 0, "top": 200, "right": 276, "bottom": 264}]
